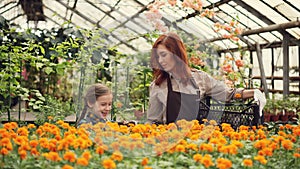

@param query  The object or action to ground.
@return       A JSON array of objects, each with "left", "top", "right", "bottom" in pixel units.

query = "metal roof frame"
[{"left": 0, "top": 0, "right": 299, "bottom": 53}]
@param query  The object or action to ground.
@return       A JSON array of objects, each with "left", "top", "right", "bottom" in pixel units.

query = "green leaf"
[
  {"left": 36, "top": 62, "right": 44, "bottom": 70},
  {"left": 39, "top": 46, "right": 45, "bottom": 55},
  {"left": 33, "top": 105, "right": 39, "bottom": 109},
  {"left": 44, "top": 67, "right": 53, "bottom": 75}
]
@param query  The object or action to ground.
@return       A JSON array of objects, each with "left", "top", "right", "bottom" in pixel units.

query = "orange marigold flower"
[
  {"left": 235, "top": 59, "right": 244, "bottom": 68},
  {"left": 243, "top": 159, "right": 253, "bottom": 167},
  {"left": 234, "top": 93, "right": 242, "bottom": 99},
  {"left": 111, "top": 151, "right": 123, "bottom": 161},
  {"left": 56, "top": 120, "right": 64, "bottom": 125},
  {"left": 29, "top": 140, "right": 39, "bottom": 147},
  {"left": 46, "top": 152, "right": 62, "bottom": 162},
  {"left": 3, "top": 122, "right": 18, "bottom": 130},
  {"left": 141, "top": 157, "right": 149, "bottom": 166},
  {"left": 18, "top": 150, "right": 27, "bottom": 160},
  {"left": 61, "top": 123, "right": 70, "bottom": 129},
  {"left": 292, "top": 128, "right": 300, "bottom": 136},
  {"left": 27, "top": 124, "right": 36, "bottom": 129},
  {"left": 193, "top": 153, "right": 202, "bottom": 162},
  {"left": 96, "top": 145, "right": 108, "bottom": 155},
  {"left": 17, "top": 127, "right": 29, "bottom": 136},
  {"left": 30, "top": 148, "right": 39, "bottom": 156},
  {"left": 77, "top": 157, "right": 89, "bottom": 166},
  {"left": 294, "top": 153, "right": 300, "bottom": 158},
  {"left": 259, "top": 147, "right": 273, "bottom": 156},
  {"left": 201, "top": 154, "right": 214, "bottom": 168},
  {"left": 0, "top": 148, "right": 9, "bottom": 155},
  {"left": 254, "top": 155, "right": 267, "bottom": 165},
  {"left": 110, "top": 142, "right": 120, "bottom": 151},
  {"left": 281, "top": 139, "right": 293, "bottom": 150},
  {"left": 186, "top": 143, "right": 198, "bottom": 151},
  {"left": 14, "top": 136, "right": 25, "bottom": 145},
  {"left": 102, "top": 158, "right": 116, "bottom": 169},
  {"left": 82, "top": 151, "right": 92, "bottom": 160},
  {"left": 199, "top": 143, "right": 214, "bottom": 152},
  {"left": 175, "top": 144, "right": 185, "bottom": 152},
  {"left": 62, "top": 164, "right": 73, "bottom": 169},
  {"left": 0, "top": 137, "right": 10, "bottom": 146},
  {"left": 64, "top": 151, "right": 76, "bottom": 163},
  {"left": 217, "top": 158, "right": 232, "bottom": 169}
]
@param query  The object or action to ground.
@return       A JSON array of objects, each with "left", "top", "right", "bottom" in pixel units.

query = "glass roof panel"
[
  {"left": 234, "top": 5, "right": 269, "bottom": 28},
  {"left": 276, "top": 3, "right": 300, "bottom": 21},
  {"left": 288, "top": 0, "right": 300, "bottom": 8},
  {"left": 286, "top": 28, "right": 300, "bottom": 39},
  {"left": 243, "top": 0, "right": 289, "bottom": 24}
]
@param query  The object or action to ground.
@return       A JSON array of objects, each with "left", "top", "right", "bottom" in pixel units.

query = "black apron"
[{"left": 166, "top": 76, "right": 201, "bottom": 124}]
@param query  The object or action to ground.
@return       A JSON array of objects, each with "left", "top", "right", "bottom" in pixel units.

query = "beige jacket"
[{"left": 146, "top": 70, "right": 243, "bottom": 124}]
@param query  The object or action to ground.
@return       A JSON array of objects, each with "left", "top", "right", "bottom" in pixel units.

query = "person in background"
[
  {"left": 76, "top": 83, "right": 113, "bottom": 127},
  {"left": 146, "top": 32, "right": 266, "bottom": 124}
]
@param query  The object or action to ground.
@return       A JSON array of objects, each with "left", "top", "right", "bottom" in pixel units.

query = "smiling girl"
[{"left": 76, "top": 83, "right": 113, "bottom": 127}]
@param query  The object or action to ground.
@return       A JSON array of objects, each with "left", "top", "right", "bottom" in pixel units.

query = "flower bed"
[{"left": 0, "top": 120, "right": 299, "bottom": 169}]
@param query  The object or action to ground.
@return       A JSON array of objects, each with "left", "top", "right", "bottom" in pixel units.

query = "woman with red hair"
[{"left": 146, "top": 32, "right": 265, "bottom": 124}]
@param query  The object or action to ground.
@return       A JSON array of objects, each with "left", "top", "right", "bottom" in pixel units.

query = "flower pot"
[
  {"left": 263, "top": 113, "right": 271, "bottom": 122},
  {"left": 279, "top": 113, "right": 289, "bottom": 122},
  {"left": 270, "top": 114, "right": 280, "bottom": 122}
]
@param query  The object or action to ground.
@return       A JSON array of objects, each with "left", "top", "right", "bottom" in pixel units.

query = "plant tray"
[{"left": 197, "top": 97, "right": 263, "bottom": 130}]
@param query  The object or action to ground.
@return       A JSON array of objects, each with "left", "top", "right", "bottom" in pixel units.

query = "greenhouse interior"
[{"left": 0, "top": 0, "right": 300, "bottom": 168}]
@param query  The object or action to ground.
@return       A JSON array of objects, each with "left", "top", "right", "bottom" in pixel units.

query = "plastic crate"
[{"left": 197, "top": 97, "right": 263, "bottom": 130}]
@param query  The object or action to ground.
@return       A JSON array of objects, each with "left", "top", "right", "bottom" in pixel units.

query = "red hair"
[{"left": 150, "top": 32, "right": 191, "bottom": 85}]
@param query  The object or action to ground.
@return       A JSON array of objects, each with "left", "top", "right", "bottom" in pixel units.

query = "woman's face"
[
  {"left": 90, "top": 93, "right": 113, "bottom": 119},
  {"left": 156, "top": 44, "right": 177, "bottom": 73}
]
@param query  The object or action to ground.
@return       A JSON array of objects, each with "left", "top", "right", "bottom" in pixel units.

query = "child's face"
[{"left": 91, "top": 93, "right": 113, "bottom": 119}]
